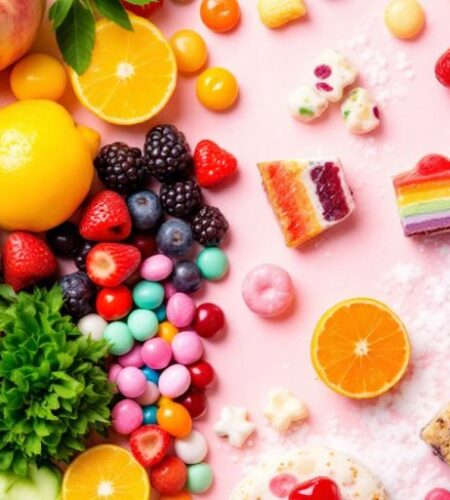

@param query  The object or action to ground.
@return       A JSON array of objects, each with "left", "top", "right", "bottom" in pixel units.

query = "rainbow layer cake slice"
[
  {"left": 394, "top": 154, "right": 450, "bottom": 237},
  {"left": 257, "top": 157, "right": 355, "bottom": 247}
]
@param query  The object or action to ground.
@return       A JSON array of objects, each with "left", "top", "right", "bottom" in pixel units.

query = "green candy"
[
  {"left": 186, "top": 463, "right": 213, "bottom": 494},
  {"left": 196, "top": 247, "right": 229, "bottom": 281},
  {"left": 103, "top": 321, "right": 134, "bottom": 356},
  {"left": 133, "top": 281, "right": 164, "bottom": 310},
  {"left": 127, "top": 309, "right": 159, "bottom": 342}
]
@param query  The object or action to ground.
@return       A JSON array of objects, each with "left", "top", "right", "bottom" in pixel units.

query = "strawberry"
[
  {"left": 79, "top": 190, "right": 131, "bottom": 242},
  {"left": 86, "top": 243, "right": 141, "bottom": 287},
  {"left": 193, "top": 140, "right": 237, "bottom": 188},
  {"left": 3, "top": 232, "right": 58, "bottom": 292},
  {"left": 435, "top": 49, "right": 450, "bottom": 88},
  {"left": 149, "top": 456, "right": 187, "bottom": 496},
  {"left": 130, "top": 425, "right": 170, "bottom": 468},
  {"left": 122, "top": 0, "right": 163, "bottom": 17},
  {"left": 417, "top": 154, "right": 450, "bottom": 175}
]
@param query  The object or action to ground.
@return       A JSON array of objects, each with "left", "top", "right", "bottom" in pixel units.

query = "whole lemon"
[{"left": 0, "top": 100, "right": 94, "bottom": 232}]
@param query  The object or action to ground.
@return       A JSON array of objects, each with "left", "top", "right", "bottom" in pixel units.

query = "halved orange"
[
  {"left": 311, "top": 298, "right": 411, "bottom": 399},
  {"left": 70, "top": 16, "right": 177, "bottom": 125},
  {"left": 62, "top": 444, "right": 150, "bottom": 500}
]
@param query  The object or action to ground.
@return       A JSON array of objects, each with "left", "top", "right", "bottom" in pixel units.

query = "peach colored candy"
[{"left": 242, "top": 264, "right": 294, "bottom": 317}]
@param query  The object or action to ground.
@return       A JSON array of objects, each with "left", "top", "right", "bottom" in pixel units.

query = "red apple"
[{"left": 0, "top": 0, "right": 45, "bottom": 71}]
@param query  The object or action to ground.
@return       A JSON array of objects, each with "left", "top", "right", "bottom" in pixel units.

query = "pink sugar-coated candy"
[
  {"left": 167, "top": 292, "right": 196, "bottom": 328},
  {"left": 142, "top": 337, "right": 172, "bottom": 369},
  {"left": 426, "top": 489, "right": 450, "bottom": 500},
  {"left": 117, "top": 344, "right": 144, "bottom": 368},
  {"left": 141, "top": 254, "right": 174, "bottom": 282},
  {"left": 108, "top": 363, "right": 123, "bottom": 384},
  {"left": 164, "top": 282, "right": 177, "bottom": 299},
  {"left": 171, "top": 331, "right": 203, "bottom": 365},
  {"left": 112, "top": 399, "right": 143, "bottom": 435},
  {"left": 135, "top": 381, "right": 160, "bottom": 405},
  {"left": 116, "top": 366, "right": 147, "bottom": 398},
  {"left": 158, "top": 363, "right": 191, "bottom": 398},
  {"left": 242, "top": 263, "right": 294, "bottom": 317}
]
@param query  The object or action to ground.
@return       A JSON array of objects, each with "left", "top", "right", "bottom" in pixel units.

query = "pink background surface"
[{"left": 2, "top": 0, "right": 450, "bottom": 498}]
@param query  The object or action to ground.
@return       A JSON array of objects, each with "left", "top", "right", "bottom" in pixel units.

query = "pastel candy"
[
  {"left": 158, "top": 364, "right": 191, "bottom": 398},
  {"left": 167, "top": 292, "right": 196, "bottom": 328},
  {"left": 258, "top": 157, "right": 355, "bottom": 247},
  {"left": 135, "top": 381, "right": 160, "bottom": 406},
  {"left": 112, "top": 399, "right": 143, "bottom": 435},
  {"left": 174, "top": 430, "right": 208, "bottom": 465},
  {"left": 140, "top": 254, "right": 173, "bottom": 282},
  {"left": 341, "top": 87, "right": 380, "bottom": 134},
  {"left": 257, "top": 0, "right": 307, "bottom": 29},
  {"left": 312, "top": 49, "right": 358, "bottom": 102},
  {"left": 288, "top": 85, "right": 329, "bottom": 122}
]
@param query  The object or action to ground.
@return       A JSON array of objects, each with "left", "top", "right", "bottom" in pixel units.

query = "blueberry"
[
  {"left": 59, "top": 271, "right": 96, "bottom": 320},
  {"left": 156, "top": 219, "right": 193, "bottom": 257},
  {"left": 74, "top": 241, "right": 95, "bottom": 272},
  {"left": 127, "top": 190, "right": 162, "bottom": 230},
  {"left": 172, "top": 260, "right": 203, "bottom": 294},
  {"left": 46, "top": 222, "right": 82, "bottom": 258}
]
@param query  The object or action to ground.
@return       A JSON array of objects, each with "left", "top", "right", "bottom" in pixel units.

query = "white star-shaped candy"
[
  {"left": 214, "top": 406, "right": 256, "bottom": 447},
  {"left": 263, "top": 389, "right": 308, "bottom": 432}
]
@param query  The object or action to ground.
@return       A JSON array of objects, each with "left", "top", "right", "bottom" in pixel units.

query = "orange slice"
[
  {"left": 70, "top": 16, "right": 177, "bottom": 125},
  {"left": 62, "top": 444, "right": 150, "bottom": 500},
  {"left": 311, "top": 298, "right": 411, "bottom": 399}
]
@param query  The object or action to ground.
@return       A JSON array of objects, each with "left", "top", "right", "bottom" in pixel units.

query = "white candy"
[
  {"left": 214, "top": 406, "right": 256, "bottom": 447},
  {"left": 312, "top": 49, "right": 358, "bottom": 102},
  {"left": 175, "top": 430, "right": 208, "bottom": 465},
  {"left": 263, "top": 389, "right": 308, "bottom": 432},
  {"left": 77, "top": 314, "right": 107, "bottom": 341},
  {"left": 341, "top": 87, "right": 381, "bottom": 134},
  {"left": 288, "top": 85, "right": 329, "bottom": 122}
]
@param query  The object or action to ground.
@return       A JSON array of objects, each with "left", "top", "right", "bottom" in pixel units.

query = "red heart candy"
[
  {"left": 417, "top": 154, "right": 450, "bottom": 176},
  {"left": 288, "top": 477, "right": 342, "bottom": 500}
]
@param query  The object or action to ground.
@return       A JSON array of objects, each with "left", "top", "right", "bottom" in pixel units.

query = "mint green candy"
[
  {"left": 133, "top": 281, "right": 164, "bottom": 310},
  {"left": 186, "top": 463, "right": 213, "bottom": 494},
  {"left": 127, "top": 309, "right": 158, "bottom": 342},
  {"left": 196, "top": 247, "right": 229, "bottom": 281},
  {"left": 103, "top": 321, "right": 134, "bottom": 356}
]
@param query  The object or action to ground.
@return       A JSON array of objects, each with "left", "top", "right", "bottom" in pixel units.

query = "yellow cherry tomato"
[
  {"left": 76, "top": 125, "right": 101, "bottom": 159},
  {"left": 10, "top": 53, "right": 67, "bottom": 101},
  {"left": 170, "top": 29, "right": 208, "bottom": 74},
  {"left": 158, "top": 321, "right": 179, "bottom": 342},
  {"left": 157, "top": 401, "right": 192, "bottom": 438},
  {"left": 200, "top": 0, "right": 241, "bottom": 32},
  {"left": 196, "top": 67, "right": 239, "bottom": 111},
  {"left": 384, "top": 0, "right": 425, "bottom": 39}
]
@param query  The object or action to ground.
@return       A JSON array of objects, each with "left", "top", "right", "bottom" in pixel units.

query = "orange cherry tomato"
[
  {"left": 200, "top": 0, "right": 241, "bottom": 33},
  {"left": 196, "top": 67, "right": 239, "bottom": 111},
  {"left": 157, "top": 401, "right": 192, "bottom": 438},
  {"left": 170, "top": 29, "right": 208, "bottom": 73}
]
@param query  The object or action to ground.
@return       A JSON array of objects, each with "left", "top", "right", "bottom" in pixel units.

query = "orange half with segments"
[{"left": 311, "top": 298, "right": 411, "bottom": 399}]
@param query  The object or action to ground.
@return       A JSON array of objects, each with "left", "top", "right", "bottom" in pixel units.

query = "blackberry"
[
  {"left": 94, "top": 142, "right": 149, "bottom": 194},
  {"left": 59, "top": 271, "right": 96, "bottom": 320},
  {"left": 191, "top": 206, "right": 229, "bottom": 247},
  {"left": 144, "top": 124, "right": 193, "bottom": 182},
  {"left": 74, "top": 241, "right": 94, "bottom": 272},
  {"left": 160, "top": 179, "right": 202, "bottom": 217}
]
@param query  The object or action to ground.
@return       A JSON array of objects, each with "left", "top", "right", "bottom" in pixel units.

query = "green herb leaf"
[
  {"left": 49, "top": 0, "right": 74, "bottom": 29},
  {"left": 94, "top": 0, "right": 132, "bottom": 30},
  {"left": 123, "top": 0, "right": 160, "bottom": 5},
  {"left": 56, "top": 1, "right": 96, "bottom": 75}
]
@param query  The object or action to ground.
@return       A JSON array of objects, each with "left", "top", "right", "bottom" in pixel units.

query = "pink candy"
[
  {"left": 135, "top": 381, "right": 160, "bottom": 405},
  {"left": 112, "top": 399, "right": 143, "bottom": 435},
  {"left": 164, "top": 282, "right": 177, "bottom": 299},
  {"left": 117, "top": 344, "right": 144, "bottom": 368},
  {"left": 172, "top": 331, "right": 203, "bottom": 365},
  {"left": 108, "top": 363, "right": 122, "bottom": 384},
  {"left": 116, "top": 366, "right": 147, "bottom": 398},
  {"left": 167, "top": 292, "right": 196, "bottom": 328},
  {"left": 159, "top": 364, "right": 191, "bottom": 398},
  {"left": 426, "top": 489, "right": 450, "bottom": 500},
  {"left": 141, "top": 254, "right": 173, "bottom": 282},
  {"left": 242, "top": 263, "right": 294, "bottom": 317},
  {"left": 142, "top": 337, "right": 172, "bottom": 369}
]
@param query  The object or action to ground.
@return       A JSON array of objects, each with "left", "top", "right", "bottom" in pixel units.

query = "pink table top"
[{"left": 2, "top": 0, "right": 450, "bottom": 498}]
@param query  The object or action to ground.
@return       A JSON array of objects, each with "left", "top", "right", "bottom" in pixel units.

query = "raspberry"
[{"left": 435, "top": 49, "right": 450, "bottom": 88}]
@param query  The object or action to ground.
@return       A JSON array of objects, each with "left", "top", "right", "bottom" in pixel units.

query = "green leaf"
[
  {"left": 49, "top": 0, "right": 74, "bottom": 29},
  {"left": 56, "top": 1, "right": 96, "bottom": 75},
  {"left": 123, "top": 0, "right": 159, "bottom": 5},
  {"left": 94, "top": 0, "right": 132, "bottom": 30}
]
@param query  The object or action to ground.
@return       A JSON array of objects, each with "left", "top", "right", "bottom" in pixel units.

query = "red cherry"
[
  {"left": 289, "top": 477, "right": 342, "bottom": 500},
  {"left": 129, "top": 232, "right": 156, "bottom": 259},
  {"left": 188, "top": 361, "right": 215, "bottom": 390},
  {"left": 96, "top": 285, "right": 133, "bottom": 321},
  {"left": 417, "top": 154, "right": 450, "bottom": 176},
  {"left": 121, "top": 0, "right": 163, "bottom": 17},
  {"left": 193, "top": 303, "right": 225, "bottom": 338},
  {"left": 176, "top": 389, "right": 207, "bottom": 419}
]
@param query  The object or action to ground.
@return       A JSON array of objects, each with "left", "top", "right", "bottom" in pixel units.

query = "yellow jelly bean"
[
  {"left": 384, "top": 0, "right": 425, "bottom": 39},
  {"left": 158, "top": 321, "right": 179, "bottom": 343},
  {"left": 157, "top": 396, "right": 173, "bottom": 407}
]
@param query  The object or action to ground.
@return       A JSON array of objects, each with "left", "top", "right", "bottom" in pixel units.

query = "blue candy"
[
  {"left": 141, "top": 366, "right": 160, "bottom": 384},
  {"left": 142, "top": 405, "right": 158, "bottom": 425},
  {"left": 153, "top": 304, "right": 167, "bottom": 322}
]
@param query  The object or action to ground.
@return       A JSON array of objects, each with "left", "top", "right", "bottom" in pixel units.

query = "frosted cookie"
[
  {"left": 263, "top": 389, "right": 308, "bottom": 432},
  {"left": 288, "top": 85, "right": 329, "bottom": 122},
  {"left": 421, "top": 403, "right": 450, "bottom": 465},
  {"left": 230, "top": 446, "right": 388, "bottom": 499},
  {"left": 312, "top": 49, "right": 358, "bottom": 102},
  {"left": 214, "top": 406, "right": 256, "bottom": 447},
  {"left": 341, "top": 88, "right": 381, "bottom": 134}
]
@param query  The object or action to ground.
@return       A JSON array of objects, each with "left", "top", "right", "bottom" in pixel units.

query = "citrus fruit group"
[
  {"left": 0, "top": 100, "right": 93, "bottom": 232},
  {"left": 311, "top": 298, "right": 411, "bottom": 399},
  {"left": 70, "top": 15, "right": 177, "bottom": 125}
]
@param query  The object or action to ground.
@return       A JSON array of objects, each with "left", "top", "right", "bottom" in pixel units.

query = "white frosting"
[
  {"left": 288, "top": 85, "right": 329, "bottom": 122},
  {"left": 341, "top": 87, "right": 381, "bottom": 134}
]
